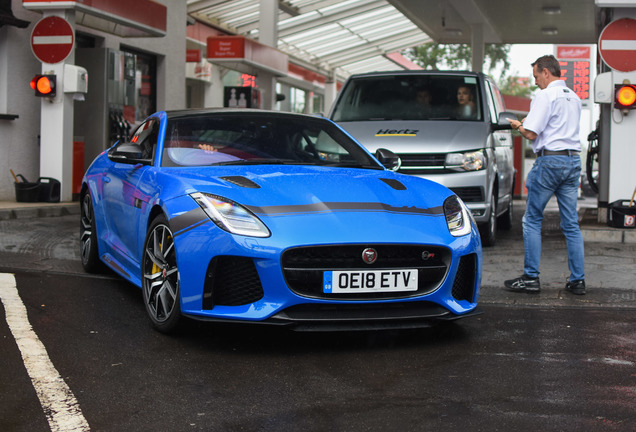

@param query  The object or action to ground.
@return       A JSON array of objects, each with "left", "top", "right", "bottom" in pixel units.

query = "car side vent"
[
  {"left": 379, "top": 178, "right": 407, "bottom": 191},
  {"left": 220, "top": 176, "right": 261, "bottom": 189}
]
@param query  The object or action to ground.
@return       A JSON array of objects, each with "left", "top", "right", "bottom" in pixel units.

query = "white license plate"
[{"left": 323, "top": 269, "right": 418, "bottom": 293}]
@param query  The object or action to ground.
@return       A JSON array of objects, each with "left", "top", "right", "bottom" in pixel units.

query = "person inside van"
[
  {"left": 414, "top": 86, "right": 436, "bottom": 118},
  {"left": 456, "top": 84, "right": 477, "bottom": 119}
]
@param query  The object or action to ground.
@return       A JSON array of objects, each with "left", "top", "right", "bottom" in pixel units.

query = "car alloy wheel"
[
  {"left": 80, "top": 192, "right": 102, "bottom": 272},
  {"left": 142, "top": 215, "right": 181, "bottom": 332}
]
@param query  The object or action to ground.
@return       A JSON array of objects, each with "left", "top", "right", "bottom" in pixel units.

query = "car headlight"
[
  {"left": 444, "top": 195, "right": 473, "bottom": 237},
  {"left": 445, "top": 150, "right": 485, "bottom": 171},
  {"left": 191, "top": 192, "right": 270, "bottom": 238}
]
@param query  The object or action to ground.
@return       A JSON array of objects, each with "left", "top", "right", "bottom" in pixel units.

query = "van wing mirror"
[
  {"left": 492, "top": 112, "right": 516, "bottom": 131},
  {"left": 375, "top": 148, "right": 401, "bottom": 171}
]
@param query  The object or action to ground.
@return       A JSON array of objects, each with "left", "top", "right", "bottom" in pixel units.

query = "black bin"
[
  {"left": 14, "top": 175, "right": 61, "bottom": 203},
  {"left": 37, "top": 177, "right": 61, "bottom": 203},
  {"left": 14, "top": 176, "right": 41, "bottom": 202},
  {"left": 608, "top": 200, "right": 636, "bottom": 229}
]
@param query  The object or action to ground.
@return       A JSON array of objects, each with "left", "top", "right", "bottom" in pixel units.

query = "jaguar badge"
[{"left": 362, "top": 248, "right": 378, "bottom": 264}]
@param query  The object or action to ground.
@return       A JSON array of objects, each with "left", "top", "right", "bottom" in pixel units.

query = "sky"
[{"left": 506, "top": 44, "right": 554, "bottom": 77}]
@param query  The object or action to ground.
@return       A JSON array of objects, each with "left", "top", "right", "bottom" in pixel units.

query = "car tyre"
[
  {"left": 479, "top": 197, "right": 497, "bottom": 247},
  {"left": 142, "top": 214, "right": 181, "bottom": 333},
  {"left": 80, "top": 192, "right": 103, "bottom": 273}
]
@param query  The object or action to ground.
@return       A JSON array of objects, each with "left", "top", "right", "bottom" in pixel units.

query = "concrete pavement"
[
  {"left": 480, "top": 202, "right": 636, "bottom": 309},
  {"left": 1, "top": 198, "right": 635, "bottom": 310}
]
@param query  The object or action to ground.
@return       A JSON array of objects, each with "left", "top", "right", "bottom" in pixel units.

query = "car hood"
[
  {"left": 163, "top": 165, "right": 450, "bottom": 210},
  {"left": 161, "top": 165, "right": 457, "bottom": 245},
  {"left": 336, "top": 120, "right": 491, "bottom": 154}
]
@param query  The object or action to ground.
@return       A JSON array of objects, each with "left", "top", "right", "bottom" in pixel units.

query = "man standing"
[{"left": 504, "top": 55, "right": 586, "bottom": 295}]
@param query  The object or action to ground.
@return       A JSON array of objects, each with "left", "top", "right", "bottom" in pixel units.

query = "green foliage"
[
  {"left": 497, "top": 76, "right": 537, "bottom": 98},
  {"left": 406, "top": 42, "right": 511, "bottom": 74},
  {"left": 405, "top": 43, "right": 539, "bottom": 97}
]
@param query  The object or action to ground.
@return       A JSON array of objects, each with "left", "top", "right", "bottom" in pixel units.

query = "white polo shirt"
[{"left": 523, "top": 80, "right": 582, "bottom": 154}]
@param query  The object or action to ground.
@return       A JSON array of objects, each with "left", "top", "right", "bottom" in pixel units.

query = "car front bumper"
[{"left": 170, "top": 206, "right": 483, "bottom": 327}]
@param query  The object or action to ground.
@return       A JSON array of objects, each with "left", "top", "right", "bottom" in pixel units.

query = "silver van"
[{"left": 329, "top": 71, "right": 516, "bottom": 246}]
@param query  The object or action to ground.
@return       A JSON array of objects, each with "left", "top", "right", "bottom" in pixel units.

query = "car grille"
[
  {"left": 449, "top": 187, "right": 484, "bottom": 203},
  {"left": 451, "top": 253, "right": 477, "bottom": 302},
  {"left": 281, "top": 245, "right": 450, "bottom": 300},
  {"left": 202, "top": 256, "right": 264, "bottom": 308}
]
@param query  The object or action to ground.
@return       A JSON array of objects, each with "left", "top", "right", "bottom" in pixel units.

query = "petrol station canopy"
[
  {"left": 187, "top": 0, "right": 600, "bottom": 77},
  {"left": 187, "top": 0, "right": 432, "bottom": 76}
]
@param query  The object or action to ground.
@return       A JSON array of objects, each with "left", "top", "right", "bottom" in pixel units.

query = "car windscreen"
[
  {"left": 331, "top": 75, "right": 483, "bottom": 122},
  {"left": 161, "top": 113, "right": 382, "bottom": 169}
]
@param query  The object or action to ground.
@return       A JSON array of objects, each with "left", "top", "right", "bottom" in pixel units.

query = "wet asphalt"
[{"left": 1, "top": 200, "right": 635, "bottom": 431}]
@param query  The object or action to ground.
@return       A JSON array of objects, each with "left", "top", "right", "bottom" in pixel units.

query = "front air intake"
[
  {"left": 451, "top": 253, "right": 477, "bottom": 302},
  {"left": 203, "top": 256, "right": 263, "bottom": 308}
]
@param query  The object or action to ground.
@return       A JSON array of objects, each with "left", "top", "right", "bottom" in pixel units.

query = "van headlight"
[
  {"left": 191, "top": 192, "right": 270, "bottom": 238},
  {"left": 445, "top": 150, "right": 485, "bottom": 171},
  {"left": 444, "top": 195, "right": 473, "bottom": 237}
]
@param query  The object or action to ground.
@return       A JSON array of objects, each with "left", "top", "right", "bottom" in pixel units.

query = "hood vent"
[
  {"left": 220, "top": 176, "right": 261, "bottom": 189},
  {"left": 379, "top": 178, "right": 407, "bottom": 191}
]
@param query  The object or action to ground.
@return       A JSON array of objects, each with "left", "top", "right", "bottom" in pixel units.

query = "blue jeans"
[{"left": 523, "top": 155, "right": 585, "bottom": 281}]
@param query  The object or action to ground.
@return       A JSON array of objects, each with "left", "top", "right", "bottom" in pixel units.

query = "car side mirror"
[
  {"left": 108, "top": 143, "right": 150, "bottom": 165},
  {"left": 492, "top": 112, "right": 516, "bottom": 131},
  {"left": 375, "top": 148, "right": 401, "bottom": 171}
]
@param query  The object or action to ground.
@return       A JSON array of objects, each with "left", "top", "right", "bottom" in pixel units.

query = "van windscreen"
[{"left": 331, "top": 75, "right": 482, "bottom": 122}]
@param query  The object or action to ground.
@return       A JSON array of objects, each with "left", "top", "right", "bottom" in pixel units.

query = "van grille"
[
  {"left": 449, "top": 187, "right": 484, "bottom": 203},
  {"left": 397, "top": 153, "right": 447, "bottom": 174}
]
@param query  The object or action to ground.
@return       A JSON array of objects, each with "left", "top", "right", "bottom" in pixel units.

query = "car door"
[
  {"left": 485, "top": 79, "right": 514, "bottom": 209},
  {"left": 102, "top": 119, "right": 159, "bottom": 265}
]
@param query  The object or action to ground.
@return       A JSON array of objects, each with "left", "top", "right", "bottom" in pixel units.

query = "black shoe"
[
  {"left": 504, "top": 275, "right": 541, "bottom": 293},
  {"left": 565, "top": 280, "right": 586, "bottom": 295}
]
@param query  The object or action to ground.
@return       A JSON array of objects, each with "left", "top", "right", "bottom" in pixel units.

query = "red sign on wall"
[
  {"left": 186, "top": 49, "right": 201, "bottom": 63},
  {"left": 206, "top": 35, "right": 288, "bottom": 77},
  {"left": 207, "top": 37, "right": 245, "bottom": 59},
  {"left": 556, "top": 46, "right": 591, "bottom": 59}
]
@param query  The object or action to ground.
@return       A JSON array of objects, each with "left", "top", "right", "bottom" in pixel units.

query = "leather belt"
[{"left": 539, "top": 149, "right": 580, "bottom": 156}]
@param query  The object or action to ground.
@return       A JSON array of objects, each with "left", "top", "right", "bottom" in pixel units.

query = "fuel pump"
[{"left": 594, "top": 70, "right": 636, "bottom": 226}]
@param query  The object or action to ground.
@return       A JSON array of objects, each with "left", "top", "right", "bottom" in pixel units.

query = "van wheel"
[
  {"left": 479, "top": 198, "right": 497, "bottom": 247},
  {"left": 498, "top": 198, "right": 513, "bottom": 231}
]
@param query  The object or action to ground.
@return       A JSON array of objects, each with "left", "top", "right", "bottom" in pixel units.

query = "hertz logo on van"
[{"left": 375, "top": 129, "right": 418, "bottom": 137}]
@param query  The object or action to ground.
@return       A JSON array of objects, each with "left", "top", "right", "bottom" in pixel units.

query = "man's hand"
[
  {"left": 506, "top": 118, "right": 523, "bottom": 130},
  {"left": 506, "top": 118, "right": 537, "bottom": 140}
]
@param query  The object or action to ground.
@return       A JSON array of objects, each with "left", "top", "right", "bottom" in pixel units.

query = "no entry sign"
[
  {"left": 31, "top": 16, "right": 74, "bottom": 64},
  {"left": 598, "top": 18, "right": 636, "bottom": 72}
]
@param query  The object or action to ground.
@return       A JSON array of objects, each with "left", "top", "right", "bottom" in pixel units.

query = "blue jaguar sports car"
[{"left": 80, "top": 109, "right": 482, "bottom": 332}]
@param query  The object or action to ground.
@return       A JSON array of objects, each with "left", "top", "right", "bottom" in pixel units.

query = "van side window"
[{"left": 486, "top": 80, "right": 506, "bottom": 123}]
